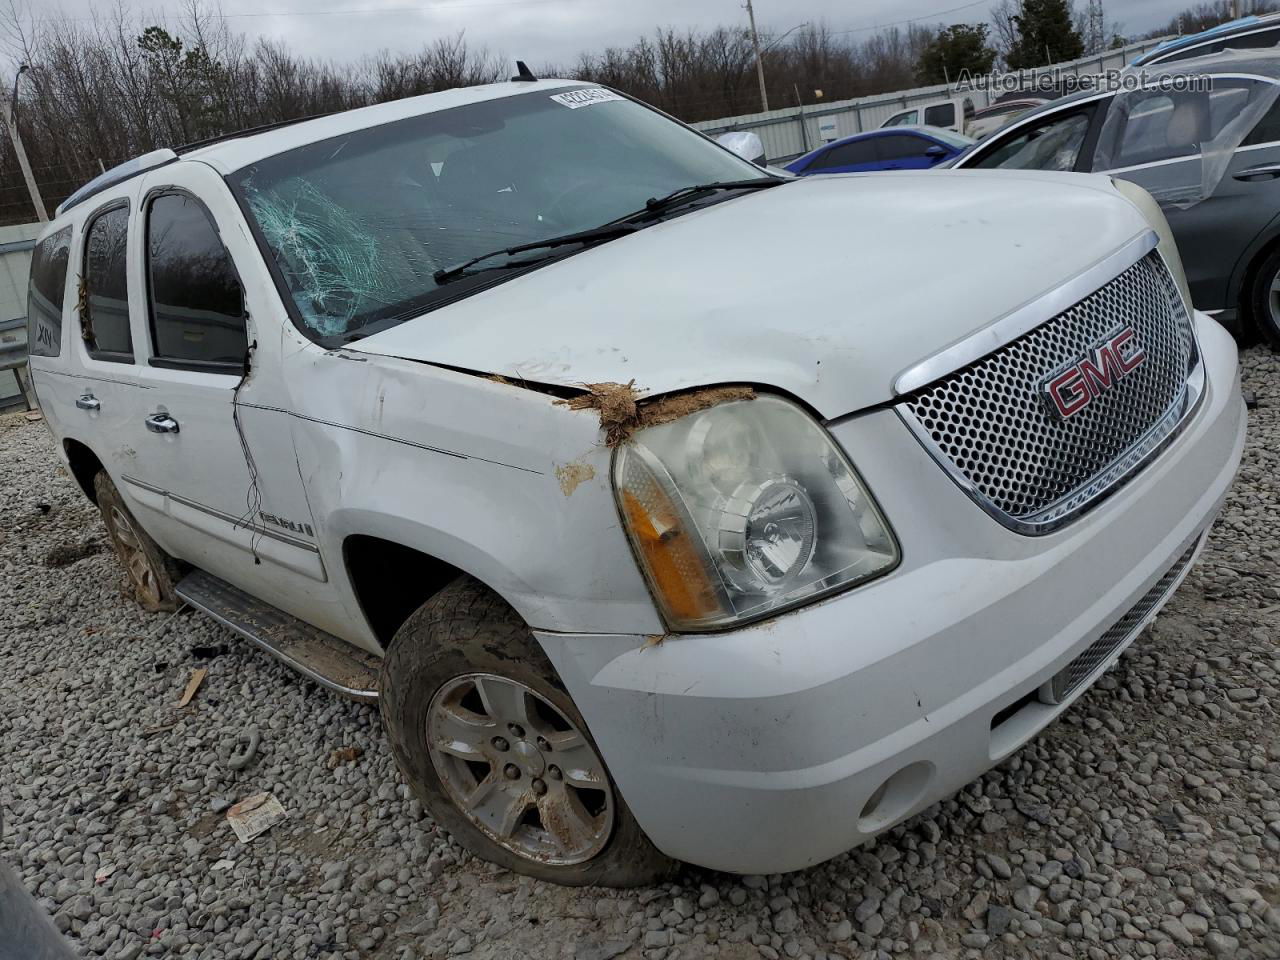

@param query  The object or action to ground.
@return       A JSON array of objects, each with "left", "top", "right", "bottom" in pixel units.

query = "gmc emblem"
[{"left": 1040, "top": 327, "right": 1146, "bottom": 421}]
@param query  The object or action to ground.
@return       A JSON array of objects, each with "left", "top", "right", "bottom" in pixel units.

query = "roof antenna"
[{"left": 511, "top": 60, "right": 537, "bottom": 82}]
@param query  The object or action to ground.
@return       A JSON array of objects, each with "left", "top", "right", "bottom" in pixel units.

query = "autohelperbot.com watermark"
[{"left": 952, "top": 68, "right": 1214, "bottom": 96}]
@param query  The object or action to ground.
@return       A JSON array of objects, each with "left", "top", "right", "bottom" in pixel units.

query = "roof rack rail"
[
  {"left": 53, "top": 112, "right": 330, "bottom": 218},
  {"left": 174, "top": 113, "right": 329, "bottom": 155},
  {"left": 55, "top": 149, "right": 179, "bottom": 217}
]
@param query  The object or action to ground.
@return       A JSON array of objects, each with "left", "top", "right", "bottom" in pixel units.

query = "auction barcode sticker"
[{"left": 550, "top": 88, "right": 624, "bottom": 108}]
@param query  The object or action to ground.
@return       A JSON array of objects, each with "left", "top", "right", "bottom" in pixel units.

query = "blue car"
[{"left": 784, "top": 126, "right": 974, "bottom": 175}]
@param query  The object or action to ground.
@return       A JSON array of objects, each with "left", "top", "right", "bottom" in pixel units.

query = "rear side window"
[
  {"left": 146, "top": 192, "right": 248, "bottom": 369},
  {"left": 83, "top": 205, "right": 133, "bottom": 360},
  {"left": 810, "top": 140, "right": 878, "bottom": 169},
  {"left": 27, "top": 227, "right": 71, "bottom": 357},
  {"left": 1104, "top": 81, "right": 1264, "bottom": 168},
  {"left": 876, "top": 135, "right": 930, "bottom": 161},
  {"left": 925, "top": 103, "right": 955, "bottom": 127}
]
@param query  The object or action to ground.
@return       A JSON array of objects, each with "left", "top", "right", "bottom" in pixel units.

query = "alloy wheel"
[
  {"left": 426, "top": 673, "right": 614, "bottom": 865},
  {"left": 1269, "top": 268, "right": 1280, "bottom": 333}
]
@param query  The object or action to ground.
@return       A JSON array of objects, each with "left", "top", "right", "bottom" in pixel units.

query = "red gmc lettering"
[
  {"left": 1111, "top": 327, "right": 1147, "bottom": 373},
  {"left": 1043, "top": 327, "right": 1146, "bottom": 420},
  {"left": 1046, "top": 368, "right": 1091, "bottom": 419}
]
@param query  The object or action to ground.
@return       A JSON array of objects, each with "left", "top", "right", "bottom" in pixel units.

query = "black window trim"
[
  {"left": 81, "top": 198, "right": 135, "bottom": 365},
  {"left": 142, "top": 184, "right": 250, "bottom": 375}
]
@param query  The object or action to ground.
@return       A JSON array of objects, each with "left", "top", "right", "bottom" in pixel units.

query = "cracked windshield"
[{"left": 230, "top": 88, "right": 755, "bottom": 340}]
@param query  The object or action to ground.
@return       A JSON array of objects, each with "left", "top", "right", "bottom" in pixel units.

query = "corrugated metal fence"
[
  {"left": 0, "top": 224, "right": 38, "bottom": 408},
  {"left": 691, "top": 37, "right": 1171, "bottom": 163}
]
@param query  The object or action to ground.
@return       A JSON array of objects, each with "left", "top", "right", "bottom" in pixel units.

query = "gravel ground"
[{"left": 2, "top": 349, "right": 1280, "bottom": 960}]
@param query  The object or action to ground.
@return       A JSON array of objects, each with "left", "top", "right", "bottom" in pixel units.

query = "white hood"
[{"left": 349, "top": 169, "right": 1151, "bottom": 418}]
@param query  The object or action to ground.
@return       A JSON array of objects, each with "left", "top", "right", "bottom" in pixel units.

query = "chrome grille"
[
  {"left": 1046, "top": 535, "right": 1202, "bottom": 703},
  {"left": 900, "top": 251, "right": 1198, "bottom": 533}
]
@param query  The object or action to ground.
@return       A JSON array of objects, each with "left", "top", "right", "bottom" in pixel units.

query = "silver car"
[{"left": 951, "top": 50, "right": 1280, "bottom": 345}]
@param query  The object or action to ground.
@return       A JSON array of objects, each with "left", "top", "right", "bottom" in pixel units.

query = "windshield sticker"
[{"left": 550, "top": 88, "right": 624, "bottom": 109}]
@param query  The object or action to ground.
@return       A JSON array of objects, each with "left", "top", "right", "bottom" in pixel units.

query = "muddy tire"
[
  {"left": 380, "top": 576, "right": 675, "bottom": 887},
  {"left": 94, "top": 471, "right": 182, "bottom": 612}
]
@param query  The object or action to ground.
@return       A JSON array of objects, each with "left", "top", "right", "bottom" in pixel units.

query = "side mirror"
[
  {"left": 925, "top": 144, "right": 947, "bottom": 159},
  {"left": 716, "top": 131, "right": 767, "bottom": 166}
]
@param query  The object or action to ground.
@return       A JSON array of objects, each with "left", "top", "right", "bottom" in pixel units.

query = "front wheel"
[
  {"left": 1247, "top": 246, "right": 1280, "bottom": 348},
  {"left": 379, "top": 577, "right": 674, "bottom": 886}
]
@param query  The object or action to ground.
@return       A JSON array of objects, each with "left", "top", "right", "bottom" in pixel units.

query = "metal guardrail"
[{"left": 691, "top": 37, "right": 1172, "bottom": 162}]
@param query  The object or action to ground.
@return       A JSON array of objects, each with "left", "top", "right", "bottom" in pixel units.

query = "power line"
[{"left": 826, "top": 0, "right": 992, "bottom": 35}]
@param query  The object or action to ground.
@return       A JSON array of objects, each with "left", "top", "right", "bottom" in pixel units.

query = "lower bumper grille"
[{"left": 1046, "top": 535, "right": 1203, "bottom": 703}]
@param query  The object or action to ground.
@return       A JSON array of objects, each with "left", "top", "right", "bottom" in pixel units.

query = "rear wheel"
[
  {"left": 379, "top": 576, "right": 675, "bottom": 886},
  {"left": 94, "top": 471, "right": 181, "bottom": 611},
  {"left": 1247, "top": 246, "right": 1280, "bottom": 348}
]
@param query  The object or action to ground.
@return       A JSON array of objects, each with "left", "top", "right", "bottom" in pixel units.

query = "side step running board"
[{"left": 175, "top": 569, "right": 380, "bottom": 702}]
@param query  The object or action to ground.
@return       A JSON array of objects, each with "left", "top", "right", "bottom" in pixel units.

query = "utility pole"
[
  {"left": 793, "top": 83, "right": 809, "bottom": 152},
  {"left": 745, "top": 0, "right": 769, "bottom": 113},
  {"left": 4, "top": 66, "right": 47, "bottom": 223}
]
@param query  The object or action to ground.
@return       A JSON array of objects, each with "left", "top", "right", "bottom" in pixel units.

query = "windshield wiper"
[
  {"left": 432, "top": 222, "right": 639, "bottom": 285},
  {"left": 637, "top": 177, "right": 786, "bottom": 217},
  {"left": 431, "top": 178, "right": 784, "bottom": 285}
]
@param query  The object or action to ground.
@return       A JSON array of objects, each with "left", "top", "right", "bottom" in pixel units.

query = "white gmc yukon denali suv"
[{"left": 26, "top": 78, "right": 1245, "bottom": 886}]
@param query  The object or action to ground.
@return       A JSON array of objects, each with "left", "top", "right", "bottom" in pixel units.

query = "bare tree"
[{"left": 1, "top": 5, "right": 988, "bottom": 225}]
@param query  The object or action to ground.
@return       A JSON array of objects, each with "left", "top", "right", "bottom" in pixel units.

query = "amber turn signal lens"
[{"left": 620, "top": 487, "right": 723, "bottom": 627}]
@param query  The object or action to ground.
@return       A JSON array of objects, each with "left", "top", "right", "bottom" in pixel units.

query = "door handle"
[
  {"left": 1233, "top": 163, "right": 1280, "bottom": 181},
  {"left": 144, "top": 414, "right": 180, "bottom": 434},
  {"left": 76, "top": 394, "right": 100, "bottom": 412}
]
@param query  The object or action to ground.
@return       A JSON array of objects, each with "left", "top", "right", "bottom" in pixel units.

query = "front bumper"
[{"left": 536, "top": 312, "right": 1246, "bottom": 875}]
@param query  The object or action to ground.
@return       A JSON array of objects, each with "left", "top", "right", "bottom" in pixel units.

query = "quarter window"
[
  {"left": 146, "top": 192, "right": 248, "bottom": 368},
  {"left": 83, "top": 206, "right": 133, "bottom": 360},
  {"left": 27, "top": 227, "right": 71, "bottom": 358}
]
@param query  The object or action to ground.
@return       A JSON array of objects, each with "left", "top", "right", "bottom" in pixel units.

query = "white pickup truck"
[{"left": 27, "top": 77, "right": 1244, "bottom": 886}]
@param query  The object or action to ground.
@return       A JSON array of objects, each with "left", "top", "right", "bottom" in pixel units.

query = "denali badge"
[{"left": 1040, "top": 326, "right": 1146, "bottom": 421}]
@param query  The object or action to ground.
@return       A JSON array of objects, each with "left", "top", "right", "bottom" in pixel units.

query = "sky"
[{"left": 16, "top": 0, "right": 1188, "bottom": 69}]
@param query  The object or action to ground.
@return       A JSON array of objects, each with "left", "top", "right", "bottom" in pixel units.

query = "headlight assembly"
[{"left": 614, "top": 394, "right": 899, "bottom": 631}]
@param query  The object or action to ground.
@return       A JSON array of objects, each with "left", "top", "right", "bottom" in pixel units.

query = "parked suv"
[
  {"left": 28, "top": 78, "right": 1245, "bottom": 885},
  {"left": 949, "top": 51, "right": 1280, "bottom": 344}
]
